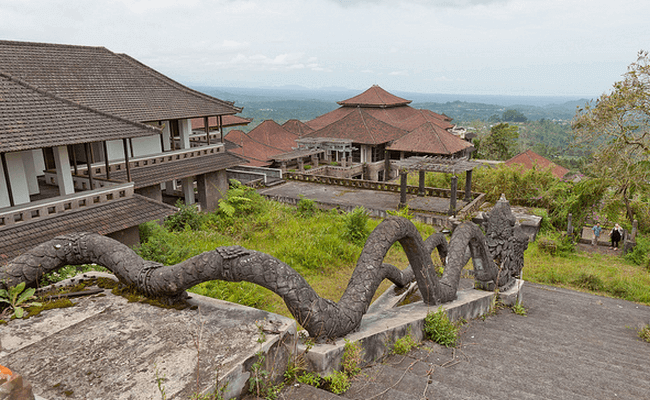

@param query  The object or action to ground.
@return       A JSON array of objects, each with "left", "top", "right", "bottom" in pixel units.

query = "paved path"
[{"left": 277, "top": 282, "right": 650, "bottom": 400}]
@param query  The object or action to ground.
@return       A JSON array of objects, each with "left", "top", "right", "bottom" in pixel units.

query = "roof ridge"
[
  {"left": 0, "top": 39, "right": 107, "bottom": 51},
  {"left": 0, "top": 71, "right": 161, "bottom": 136},
  {"left": 114, "top": 53, "right": 243, "bottom": 114},
  {"left": 358, "top": 108, "right": 377, "bottom": 145}
]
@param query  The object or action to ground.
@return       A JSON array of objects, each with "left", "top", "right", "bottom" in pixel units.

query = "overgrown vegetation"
[
  {"left": 423, "top": 308, "right": 459, "bottom": 347},
  {"left": 638, "top": 324, "right": 650, "bottom": 343},
  {"left": 392, "top": 328, "right": 419, "bottom": 354}
]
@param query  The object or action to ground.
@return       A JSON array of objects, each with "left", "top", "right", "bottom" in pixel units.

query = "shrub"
[
  {"left": 296, "top": 195, "right": 317, "bottom": 218},
  {"left": 341, "top": 339, "right": 363, "bottom": 376},
  {"left": 638, "top": 324, "right": 650, "bottom": 343},
  {"left": 423, "top": 307, "right": 458, "bottom": 347},
  {"left": 341, "top": 207, "right": 370, "bottom": 245},
  {"left": 164, "top": 200, "right": 204, "bottom": 232},
  {"left": 392, "top": 329, "right": 419, "bottom": 354},
  {"left": 323, "top": 371, "right": 350, "bottom": 395},
  {"left": 624, "top": 235, "right": 650, "bottom": 266},
  {"left": 536, "top": 231, "right": 574, "bottom": 256}
]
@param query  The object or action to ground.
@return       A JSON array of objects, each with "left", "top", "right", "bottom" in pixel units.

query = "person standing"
[
  {"left": 610, "top": 223, "right": 623, "bottom": 250},
  {"left": 592, "top": 223, "right": 602, "bottom": 246}
]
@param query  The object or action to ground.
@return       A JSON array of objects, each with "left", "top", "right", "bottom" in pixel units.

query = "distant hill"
[{"left": 193, "top": 85, "right": 589, "bottom": 128}]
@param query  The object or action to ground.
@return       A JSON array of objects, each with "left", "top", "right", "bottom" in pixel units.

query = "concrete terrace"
[{"left": 258, "top": 180, "right": 467, "bottom": 220}]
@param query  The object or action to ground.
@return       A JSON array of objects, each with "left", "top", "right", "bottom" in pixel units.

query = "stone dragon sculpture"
[{"left": 0, "top": 195, "right": 527, "bottom": 341}]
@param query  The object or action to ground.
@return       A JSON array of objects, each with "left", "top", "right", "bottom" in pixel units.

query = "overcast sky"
[{"left": 1, "top": 0, "right": 648, "bottom": 97}]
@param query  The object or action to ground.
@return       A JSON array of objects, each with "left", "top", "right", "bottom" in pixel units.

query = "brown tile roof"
[
  {"left": 0, "top": 194, "right": 177, "bottom": 265},
  {"left": 0, "top": 72, "right": 162, "bottom": 153},
  {"left": 337, "top": 85, "right": 412, "bottom": 108},
  {"left": 305, "top": 107, "right": 356, "bottom": 131},
  {"left": 247, "top": 120, "right": 298, "bottom": 152},
  {"left": 103, "top": 152, "right": 247, "bottom": 189},
  {"left": 225, "top": 129, "right": 291, "bottom": 167},
  {"left": 304, "top": 108, "right": 407, "bottom": 145},
  {"left": 0, "top": 40, "right": 241, "bottom": 123},
  {"left": 505, "top": 150, "right": 569, "bottom": 179},
  {"left": 387, "top": 122, "right": 474, "bottom": 155},
  {"left": 281, "top": 119, "right": 315, "bottom": 137},
  {"left": 191, "top": 115, "right": 252, "bottom": 130}
]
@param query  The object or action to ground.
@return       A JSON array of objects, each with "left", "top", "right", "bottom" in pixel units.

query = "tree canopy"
[
  {"left": 476, "top": 122, "right": 520, "bottom": 160},
  {"left": 573, "top": 50, "right": 650, "bottom": 225}
]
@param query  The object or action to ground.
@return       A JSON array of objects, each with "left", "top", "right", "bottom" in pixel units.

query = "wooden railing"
[{"left": 0, "top": 182, "right": 134, "bottom": 229}]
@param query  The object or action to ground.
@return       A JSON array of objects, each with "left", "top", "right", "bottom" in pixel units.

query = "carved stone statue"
[{"left": 0, "top": 197, "right": 526, "bottom": 341}]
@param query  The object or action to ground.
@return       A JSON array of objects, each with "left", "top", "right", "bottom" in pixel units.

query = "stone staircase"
[{"left": 273, "top": 282, "right": 650, "bottom": 400}]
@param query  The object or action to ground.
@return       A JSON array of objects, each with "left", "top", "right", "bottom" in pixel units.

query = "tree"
[
  {"left": 573, "top": 50, "right": 650, "bottom": 225},
  {"left": 502, "top": 109, "right": 528, "bottom": 122},
  {"left": 478, "top": 123, "right": 520, "bottom": 160}
]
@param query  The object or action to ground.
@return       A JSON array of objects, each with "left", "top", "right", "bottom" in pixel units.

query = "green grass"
[{"left": 524, "top": 241, "right": 650, "bottom": 305}]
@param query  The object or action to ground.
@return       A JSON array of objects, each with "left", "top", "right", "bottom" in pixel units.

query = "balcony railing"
[{"left": 0, "top": 182, "right": 134, "bottom": 229}]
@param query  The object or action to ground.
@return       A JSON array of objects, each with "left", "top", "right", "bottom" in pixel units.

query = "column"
[
  {"left": 449, "top": 175, "right": 457, "bottom": 216},
  {"left": 0, "top": 154, "right": 12, "bottom": 208},
  {"left": 53, "top": 146, "right": 75, "bottom": 196},
  {"left": 399, "top": 169, "right": 408, "bottom": 209},
  {"left": 178, "top": 118, "right": 192, "bottom": 150},
  {"left": 464, "top": 169, "right": 473, "bottom": 202},
  {"left": 4, "top": 152, "right": 31, "bottom": 205},
  {"left": 418, "top": 169, "right": 425, "bottom": 196},
  {"left": 21, "top": 151, "right": 40, "bottom": 195},
  {"left": 197, "top": 170, "right": 228, "bottom": 212}
]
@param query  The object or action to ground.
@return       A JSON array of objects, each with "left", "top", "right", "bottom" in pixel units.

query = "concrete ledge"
[
  {"left": 300, "top": 280, "right": 523, "bottom": 376},
  {"left": 1, "top": 275, "right": 297, "bottom": 400}
]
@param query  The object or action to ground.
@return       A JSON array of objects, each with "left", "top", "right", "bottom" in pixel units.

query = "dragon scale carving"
[{"left": 0, "top": 196, "right": 527, "bottom": 340}]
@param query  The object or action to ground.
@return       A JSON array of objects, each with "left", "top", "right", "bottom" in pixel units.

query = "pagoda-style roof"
[
  {"left": 387, "top": 122, "right": 474, "bottom": 156},
  {"left": 505, "top": 150, "right": 569, "bottom": 179},
  {"left": 0, "top": 40, "right": 242, "bottom": 123},
  {"left": 304, "top": 108, "right": 407, "bottom": 145},
  {"left": 337, "top": 85, "right": 411, "bottom": 108},
  {"left": 0, "top": 72, "right": 161, "bottom": 153},
  {"left": 282, "top": 119, "right": 315, "bottom": 137},
  {"left": 191, "top": 115, "right": 252, "bottom": 131},
  {"left": 272, "top": 148, "right": 324, "bottom": 162},
  {"left": 246, "top": 120, "right": 298, "bottom": 152}
]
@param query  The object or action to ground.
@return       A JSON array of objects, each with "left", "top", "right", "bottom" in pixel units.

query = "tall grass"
[
  {"left": 135, "top": 185, "right": 436, "bottom": 318},
  {"left": 524, "top": 241, "right": 650, "bottom": 305}
]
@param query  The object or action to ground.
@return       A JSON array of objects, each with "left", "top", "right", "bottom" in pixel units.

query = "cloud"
[
  {"left": 389, "top": 70, "right": 409, "bottom": 76},
  {"left": 329, "top": 0, "right": 511, "bottom": 9}
]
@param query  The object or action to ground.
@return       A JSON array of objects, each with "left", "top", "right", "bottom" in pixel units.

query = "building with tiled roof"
[
  {"left": 225, "top": 120, "right": 299, "bottom": 167},
  {"left": 505, "top": 150, "right": 569, "bottom": 179},
  {"left": 282, "top": 119, "right": 315, "bottom": 137},
  {"left": 0, "top": 40, "right": 248, "bottom": 262},
  {"left": 302, "top": 85, "right": 473, "bottom": 180}
]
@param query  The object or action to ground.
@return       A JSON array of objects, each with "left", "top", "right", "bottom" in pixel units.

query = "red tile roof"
[
  {"left": 282, "top": 119, "right": 315, "bottom": 137},
  {"left": 505, "top": 150, "right": 569, "bottom": 179},
  {"left": 0, "top": 40, "right": 241, "bottom": 123},
  {"left": 337, "top": 85, "right": 411, "bottom": 108},
  {"left": 225, "top": 124, "right": 297, "bottom": 167},
  {"left": 247, "top": 120, "right": 298, "bottom": 152},
  {"left": 304, "top": 108, "right": 407, "bottom": 145},
  {"left": 191, "top": 115, "right": 252, "bottom": 130},
  {"left": 0, "top": 72, "right": 161, "bottom": 153},
  {"left": 387, "top": 122, "right": 474, "bottom": 155}
]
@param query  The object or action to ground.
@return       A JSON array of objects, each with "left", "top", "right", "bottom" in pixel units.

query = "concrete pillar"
[
  {"left": 567, "top": 213, "right": 573, "bottom": 237},
  {"left": 0, "top": 156, "right": 11, "bottom": 208},
  {"left": 464, "top": 170, "right": 473, "bottom": 202},
  {"left": 178, "top": 119, "right": 192, "bottom": 150},
  {"left": 298, "top": 158, "right": 304, "bottom": 172},
  {"left": 32, "top": 149, "right": 46, "bottom": 176},
  {"left": 182, "top": 177, "right": 195, "bottom": 205},
  {"left": 54, "top": 146, "right": 75, "bottom": 196},
  {"left": 418, "top": 170, "right": 425, "bottom": 196},
  {"left": 311, "top": 154, "right": 318, "bottom": 168},
  {"left": 5, "top": 152, "right": 31, "bottom": 205},
  {"left": 21, "top": 151, "right": 40, "bottom": 195},
  {"left": 197, "top": 170, "right": 228, "bottom": 212},
  {"left": 449, "top": 175, "right": 458, "bottom": 216},
  {"left": 384, "top": 151, "right": 391, "bottom": 182},
  {"left": 135, "top": 185, "right": 164, "bottom": 203},
  {"left": 399, "top": 169, "right": 408, "bottom": 209}
]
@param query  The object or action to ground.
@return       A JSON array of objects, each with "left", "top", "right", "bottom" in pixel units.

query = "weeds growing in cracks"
[{"left": 424, "top": 307, "right": 459, "bottom": 347}]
